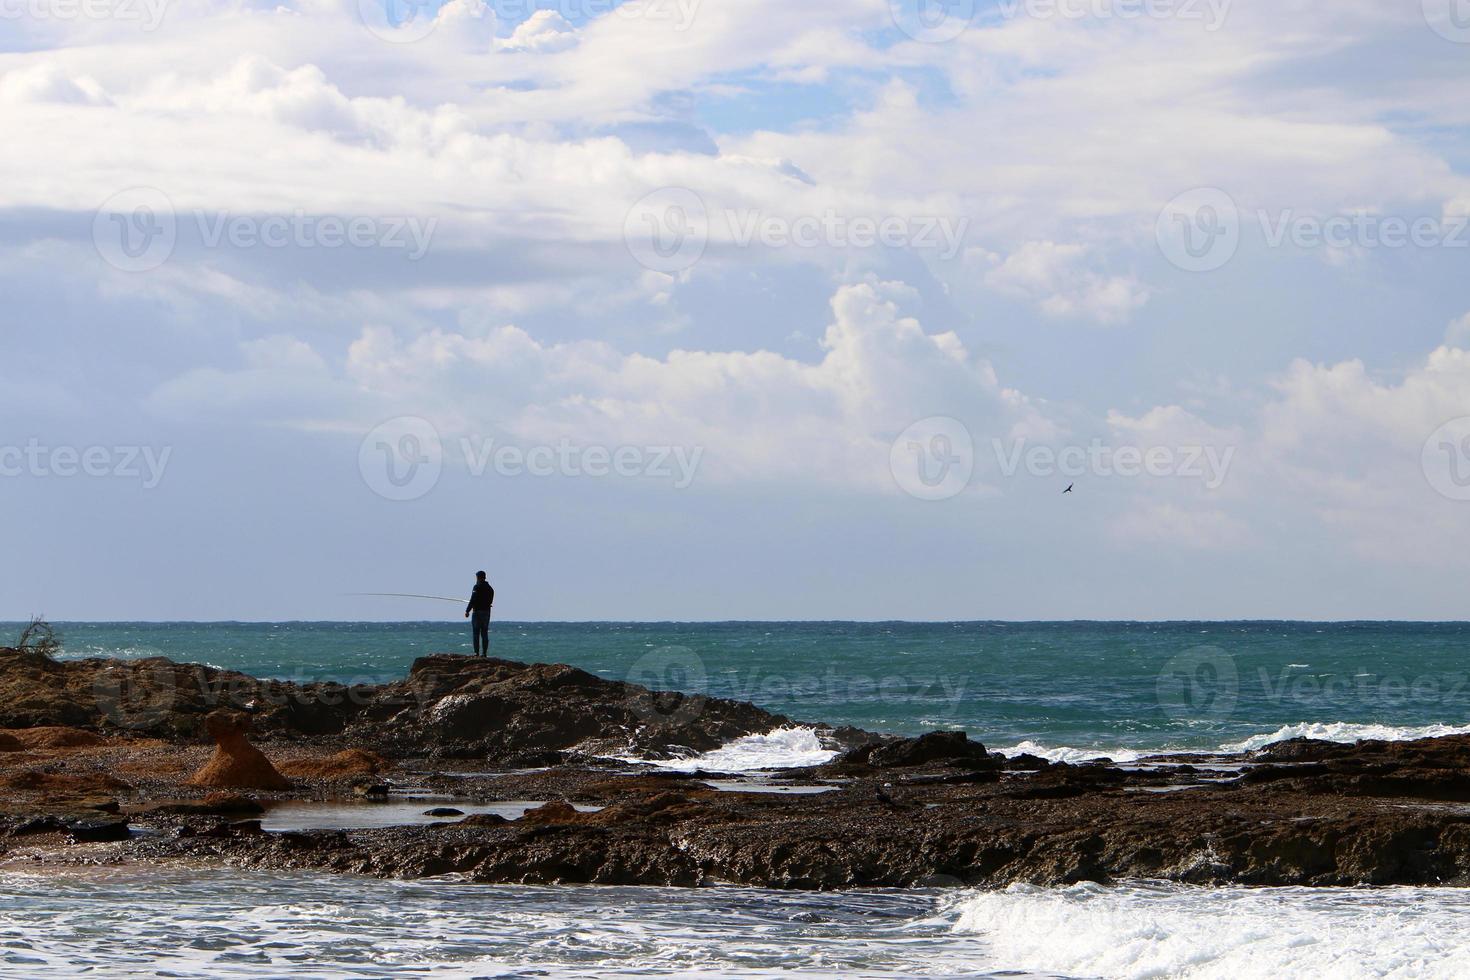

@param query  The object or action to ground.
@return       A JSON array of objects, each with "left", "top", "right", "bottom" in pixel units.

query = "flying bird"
[{"left": 1063, "top": 484, "right": 1074, "bottom": 494}]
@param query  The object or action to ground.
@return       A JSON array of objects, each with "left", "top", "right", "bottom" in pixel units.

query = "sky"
[{"left": 1, "top": 0, "right": 1469, "bottom": 622}]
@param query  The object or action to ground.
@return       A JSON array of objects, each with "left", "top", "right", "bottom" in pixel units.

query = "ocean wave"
[
  {"left": 1220, "top": 721, "right": 1470, "bottom": 753},
  {"left": 616, "top": 726, "right": 840, "bottom": 773},
  {"left": 949, "top": 881, "right": 1470, "bottom": 979},
  {"left": 993, "top": 741, "right": 1149, "bottom": 764},
  {"left": 55, "top": 646, "right": 166, "bottom": 661},
  {"left": 997, "top": 720, "right": 1470, "bottom": 765}
]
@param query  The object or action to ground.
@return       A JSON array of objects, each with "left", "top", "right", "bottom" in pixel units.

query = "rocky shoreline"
[{"left": 5, "top": 646, "right": 1470, "bottom": 890}]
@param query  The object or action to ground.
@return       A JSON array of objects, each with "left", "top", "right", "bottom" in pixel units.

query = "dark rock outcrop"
[
  {"left": 866, "top": 731, "right": 996, "bottom": 769},
  {"left": 0, "top": 648, "right": 844, "bottom": 765},
  {"left": 373, "top": 656, "right": 812, "bottom": 761}
]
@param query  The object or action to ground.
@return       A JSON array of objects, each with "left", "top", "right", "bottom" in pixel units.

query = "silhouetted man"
[{"left": 465, "top": 571, "right": 494, "bottom": 657}]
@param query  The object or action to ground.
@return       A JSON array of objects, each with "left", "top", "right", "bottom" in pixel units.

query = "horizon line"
[{"left": 7, "top": 618, "right": 1470, "bottom": 627}]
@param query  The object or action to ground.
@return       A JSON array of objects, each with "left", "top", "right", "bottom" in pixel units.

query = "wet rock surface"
[
  {"left": 7, "top": 647, "right": 1470, "bottom": 891},
  {"left": 0, "top": 648, "right": 831, "bottom": 763}
]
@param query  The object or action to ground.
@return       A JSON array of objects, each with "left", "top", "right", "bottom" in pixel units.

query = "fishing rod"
[{"left": 345, "top": 593, "right": 465, "bottom": 604}]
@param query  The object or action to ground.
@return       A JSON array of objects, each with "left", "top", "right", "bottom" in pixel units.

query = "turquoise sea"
[{"left": 15, "top": 620, "right": 1470, "bottom": 758}]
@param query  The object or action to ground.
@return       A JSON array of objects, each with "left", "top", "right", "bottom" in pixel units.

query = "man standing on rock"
[{"left": 465, "top": 571, "right": 495, "bottom": 657}]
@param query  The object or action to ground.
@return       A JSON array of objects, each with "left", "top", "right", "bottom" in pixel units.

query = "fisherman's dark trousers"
[{"left": 471, "top": 610, "right": 491, "bottom": 656}]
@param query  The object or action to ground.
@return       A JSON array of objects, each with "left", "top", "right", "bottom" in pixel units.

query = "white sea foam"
[
  {"left": 621, "top": 726, "right": 840, "bottom": 773},
  {"left": 997, "top": 720, "right": 1470, "bottom": 765},
  {"left": 993, "top": 740, "right": 1148, "bottom": 764},
  {"left": 625, "top": 719, "right": 1470, "bottom": 775},
  {"left": 950, "top": 881, "right": 1470, "bottom": 979},
  {"left": 1221, "top": 721, "right": 1470, "bottom": 753},
  {"left": 0, "top": 868, "right": 986, "bottom": 978}
]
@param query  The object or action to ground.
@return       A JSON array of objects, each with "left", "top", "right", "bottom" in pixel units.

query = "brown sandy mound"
[
  {"left": 0, "top": 727, "right": 105, "bottom": 751},
  {"left": 187, "top": 711, "right": 291, "bottom": 791},
  {"left": 278, "top": 749, "right": 386, "bottom": 780}
]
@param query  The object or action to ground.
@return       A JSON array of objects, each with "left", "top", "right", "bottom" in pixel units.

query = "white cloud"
[
  {"left": 504, "top": 10, "right": 578, "bottom": 53},
  {"left": 981, "top": 241, "right": 1150, "bottom": 325},
  {"left": 0, "top": 64, "right": 109, "bottom": 106},
  {"left": 1105, "top": 347, "right": 1470, "bottom": 565},
  {"left": 1447, "top": 312, "right": 1470, "bottom": 350},
  {"left": 6, "top": 0, "right": 1470, "bottom": 617},
  {"left": 150, "top": 281, "right": 1055, "bottom": 490}
]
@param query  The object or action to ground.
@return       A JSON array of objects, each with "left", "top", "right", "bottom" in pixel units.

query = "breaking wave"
[
  {"left": 619, "top": 726, "right": 840, "bottom": 773},
  {"left": 998, "top": 720, "right": 1470, "bottom": 765},
  {"left": 949, "top": 881, "right": 1470, "bottom": 979}
]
